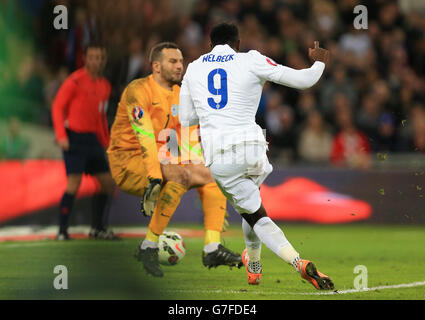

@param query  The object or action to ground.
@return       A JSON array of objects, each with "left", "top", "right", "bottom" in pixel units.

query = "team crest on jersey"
[
  {"left": 171, "top": 104, "right": 179, "bottom": 117},
  {"left": 132, "top": 106, "right": 144, "bottom": 120},
  {"left": 266, "top": 57, "right": 277, "bottom": 66}
]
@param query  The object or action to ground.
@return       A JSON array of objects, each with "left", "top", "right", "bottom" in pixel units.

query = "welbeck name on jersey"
[{"left": 202, "top": 54, "right": 234, "bottom": 63}]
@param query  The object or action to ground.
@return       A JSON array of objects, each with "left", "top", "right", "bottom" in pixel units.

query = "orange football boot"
[
  {"left": 242, "top": 249, "right": 262, "bottom": 285},
  {"left": 296, "top": 259, "right": 334, "bottom": 290}
]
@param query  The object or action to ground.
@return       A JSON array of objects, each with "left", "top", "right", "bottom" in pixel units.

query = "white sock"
[
  {"left": 242, "top": 218, "right": 261, "bottom": 262},
  {"left": 280, "top": 245, "right": 301, "bottom": 271},
  {"left": 253, "top": 217, "right": 300, "bottom": 266},
  {"left": 247, "top": 260, "right": 262, "bottom": 273},
  {"left": 203, "top": 242, "right": 220, "bottom": 253},
  {"left": 141, "top": 239, "right": 158, "bottom": 249}
]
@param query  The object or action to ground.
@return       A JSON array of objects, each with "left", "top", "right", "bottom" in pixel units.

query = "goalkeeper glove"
[{"left": 141, "top": 178, "right": 162, "bottom": 217}]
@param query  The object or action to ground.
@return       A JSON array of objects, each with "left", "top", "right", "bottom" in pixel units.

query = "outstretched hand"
[{"left": 308, "top": 41, "right": 330, "bottom": 65}]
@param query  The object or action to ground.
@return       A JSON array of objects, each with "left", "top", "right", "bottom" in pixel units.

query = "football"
[{"left": 158, "top": 231, "right": 186, "bottom": 265}]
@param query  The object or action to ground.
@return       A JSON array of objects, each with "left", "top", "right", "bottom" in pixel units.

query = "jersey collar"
[
  {"left": 149, "top": 74, "right": 174, "bottom": 97},
  {"left": 210, "top": 44, "right": 236, "bottom": 54}
]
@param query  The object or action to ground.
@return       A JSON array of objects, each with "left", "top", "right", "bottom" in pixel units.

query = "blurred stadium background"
[{"left": 1, "top": 0, "right": 425, "bottom": 233}]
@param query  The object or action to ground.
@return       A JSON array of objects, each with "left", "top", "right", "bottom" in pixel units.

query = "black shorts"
[{"left": 63, "top": 129, "right": 109, "bottom": 175}]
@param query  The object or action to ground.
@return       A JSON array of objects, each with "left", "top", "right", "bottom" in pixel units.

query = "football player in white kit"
[{"left": 179, "top": 23, "right": 334, "bottom": 290}]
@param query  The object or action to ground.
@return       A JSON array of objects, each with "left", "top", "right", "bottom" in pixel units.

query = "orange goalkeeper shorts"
[{"left": 108, "top": 152, "right": 150, "bottom": 197}]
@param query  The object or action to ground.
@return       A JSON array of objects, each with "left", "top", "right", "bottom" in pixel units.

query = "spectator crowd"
[{"left": 1, "top": 0, "right": 425, "bottom": 168}]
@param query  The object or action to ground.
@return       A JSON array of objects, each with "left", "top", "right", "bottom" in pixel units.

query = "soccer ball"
[{"left": 158, "top": 231, "right": 186, "bottom": 265}]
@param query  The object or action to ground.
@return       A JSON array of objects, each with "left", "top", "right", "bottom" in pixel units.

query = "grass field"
[{"left": 0, "top": 223, "right": 424, "bottom": 300}]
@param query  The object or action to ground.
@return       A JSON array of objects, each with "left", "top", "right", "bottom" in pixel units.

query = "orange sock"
[
  {"left": 148, "top": 181, "right": 187, "bottom": 235},
  {"left": 197, "top": 182, "right": 227, "bottom": 241}
]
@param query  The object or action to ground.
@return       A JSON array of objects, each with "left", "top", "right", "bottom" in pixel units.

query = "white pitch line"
[
  {"left": 309, "top": 281, "right": 425, "bottom": 295},
  {"left": 160, "top": 280, "right": 425, "bottom": 296},
  {"left": 0, "top": 241, "right": 128, "bottom": 248},
  {"left": 0, "top": 242, "right": 51, "bottom": 248}
]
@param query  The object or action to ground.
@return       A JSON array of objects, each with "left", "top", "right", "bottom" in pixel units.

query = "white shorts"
[{"left": 209, "top": 143, "right": 272, "bottom": 214}]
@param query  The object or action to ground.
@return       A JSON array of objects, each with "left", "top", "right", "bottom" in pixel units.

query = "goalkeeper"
[{"left": 107, "top": 42, "right": 241, "bottom": 277}]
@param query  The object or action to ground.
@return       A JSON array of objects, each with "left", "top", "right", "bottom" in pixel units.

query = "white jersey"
[{"left": 179, "top": 44, "right": 325, "bottom": 166}]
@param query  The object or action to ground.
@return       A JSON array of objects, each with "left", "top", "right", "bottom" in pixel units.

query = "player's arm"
[
  {"left": 250, "top": 41, "right": 329, "bottom": 90},
  {"left": 51, "top": 77, "right": 77, "bottom": 150},
  {"left": 179, "top": 64, "right": 199, "bottom": 128},
  {"left": 123, "top": 85, "right": 163, "bottom": 181}
]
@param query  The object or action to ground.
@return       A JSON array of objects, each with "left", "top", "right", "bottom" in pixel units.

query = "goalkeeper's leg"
[
  {"left": 198, "top": 182, "right": 226, "bottom": 252},
  {"left": 197, "top": 181, "right": 242, "bottom": 269},
  {"left": 187, "top": 163, "right": 241, "bottom": 268},
  {"left": 138, "top": 165, "right": 189, "bottom": 277}
]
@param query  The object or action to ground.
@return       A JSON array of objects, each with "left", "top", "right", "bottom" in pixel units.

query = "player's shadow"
[{"left": 27, "top": 241, "right": 175, "bottom": 300}]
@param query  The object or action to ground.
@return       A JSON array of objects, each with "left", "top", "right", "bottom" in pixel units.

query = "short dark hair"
[
  {"left": 149, "top": 42, "right": 179, "bottom": 64},
  {"left": 210, "top": 22, "right": 239, "bottom": 47},
  {"left": 83, "top": 41, "right": 105, "bottom": 54}
]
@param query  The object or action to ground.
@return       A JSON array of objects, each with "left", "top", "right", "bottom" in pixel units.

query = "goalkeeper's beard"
[{"left": 161, "top": 67, "right": 182, "bottom": 86}]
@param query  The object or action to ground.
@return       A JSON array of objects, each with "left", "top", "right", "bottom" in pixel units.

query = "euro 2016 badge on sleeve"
[
  {"left": 132, "top": 106, "right": 144, "bottom": 120},
  {"left": 171, "top": 104, "right": 179, "bottom": 117}
]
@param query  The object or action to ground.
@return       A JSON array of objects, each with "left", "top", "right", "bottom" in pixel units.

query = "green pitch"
[{"left": 0, "top": 224, "right": 424, "bottom": 300}]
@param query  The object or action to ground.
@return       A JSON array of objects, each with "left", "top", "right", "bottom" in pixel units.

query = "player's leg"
[
  {"left": 241, "top": 193, "right": 333, "bottom": 289},
  {"left": 58, "top": 174, "right": 82, "bottom": 239},
  {"left": 57, "top": 148, "right": 85, "bottom": 240},
  {"left": 107, "top": 153, "right": 148, "bottom": 197},
  {"left": 86, "top": 148, "right": 119, "bottom": 239},
  {"left": 247, "top": 146, "right": 333, "bottom": 289},
  {"left": 241, "top": 218, "right": 262, "bottom": 285},
  {"left": 208, "top": 143, "right": 266, "bottom": 276},
  {"left": 210, "top": 144, "right": 334, "bottom": 289},
  {"left": 242, "top": 205, "right": 334, "bottom": 290},
  {"left": 212, "top": 175, "right": 272, "bottom": 285},
  {"left": 187, "top": 163, "right": 242, "bottom": 268},
  {"left": 138, "top": 164, "right": 190, "bottom": 277},
  {"left": 90, "top": 171, "right": 120, "bottom": 239},
  {"left": 241, "top": 204, "right": 301, "bottom": 272},
  {"left": 188, "top": 163, "right": 224, "bottom": 250},
  {"left": 108, "top": 153, "right": 165, "bottom": 276},
  {"left": 145, "top": 164, "right": 190, "bottom": 239}
]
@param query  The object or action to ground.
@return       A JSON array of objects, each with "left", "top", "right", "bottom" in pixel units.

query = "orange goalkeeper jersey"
[{"left": 107, "top": 74, "right": 202, "bottom": 181}]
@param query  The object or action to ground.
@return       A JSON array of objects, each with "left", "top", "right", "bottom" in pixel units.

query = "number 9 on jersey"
[{"left": 207, "top": 68, "right": 228, "bottom": 110}]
